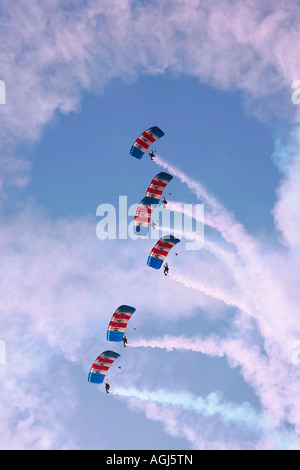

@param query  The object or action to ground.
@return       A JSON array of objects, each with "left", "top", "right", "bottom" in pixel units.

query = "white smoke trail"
[
  {"left": 113, "top": 386, "right": 295, "bottom": 449},
  {"left": 167, "top": 272, "right": 252, "bottom": 314},
  {"left": 127, "top": 335, "right": 269, "bottom": 396},
  {"left": 153, "top": 154, "right": 300, "bottom": 436},
  {"left": 160, "top": 204, "right": 246, "bottom": 278},
  {"left": 155, "top": 156, "right": 259, "bottom": 259},
  {"left": 114, "top": 386, "right": 262, "bottom": 429},
  {"left": 155, "top": 156, "right": 222, "bottom": 212},
  {"left": 158, "top": 181, "right": 274, "bottom": 324},
  {"left": 158, "top": 217, "right": 255, "bottom": 316},
  {"left": 147, "top": 223, "right": 254, "bottom": 316},
  {"left": 128, "top": 334, "right": 253, "bottom": 358},
  {"left": 162, "top": 201, "right": 298, "bottom": 338},
  {"left": 127, "top": 335, "right": 274, "bottom": 400}
]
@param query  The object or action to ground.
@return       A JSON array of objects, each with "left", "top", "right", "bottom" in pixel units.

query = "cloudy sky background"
[{"left": 0, "top": 0, "right": 300, "bottom": 450}]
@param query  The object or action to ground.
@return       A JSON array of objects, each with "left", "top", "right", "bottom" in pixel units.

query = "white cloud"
[{"left": 0, "top": 0, "right": 300, "bottom": 450}]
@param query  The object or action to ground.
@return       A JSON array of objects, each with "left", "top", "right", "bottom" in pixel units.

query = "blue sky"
[
  {"left": 27, "top": 75, "right": 278, "bottom": 228},
  {"left": 0, "top": 0, "right": 300, "bottom": 451}
]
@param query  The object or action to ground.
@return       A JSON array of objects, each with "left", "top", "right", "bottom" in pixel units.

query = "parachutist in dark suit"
[
  {"left": 149, "top": 150, "right": 156, "bottom": 160},
  {"left": 163, "top": 263, "right": 169, "bottom": 276},
  {"left": 122, "top": 335, "right": 128, "bottom": 347}
]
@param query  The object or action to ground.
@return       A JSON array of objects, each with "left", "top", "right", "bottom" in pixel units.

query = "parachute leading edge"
[
  {"left": 147, "top": 235, "right": 180, "bottom": 270},
  {"left": 134, "top": 172, "right": 173, "bottom": 236},
  {"left": 88, "top": 350, "right": 120, "bottom": 384},
  {"left": 130, "top": 126, "right": 164, "bottom": 159},
  {"left": 107, "top": 305, "right": 136, "bottom": 342}
]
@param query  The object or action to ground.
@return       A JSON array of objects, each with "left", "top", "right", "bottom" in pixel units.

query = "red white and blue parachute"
[
  {"left": 134, "top": 172, "right": 173, "bottom": 235},
  {"left": 107, "top": 305, "right": 136, "bottom": 342},
  {"left": 130, "top": 126, "right": 164, "bottom": 159},
  {"left": 88, "top": 350, "right": 120, "bottom": 384},
  {"left": 147, "top": 235, "right": 180, "bottom": 269}
]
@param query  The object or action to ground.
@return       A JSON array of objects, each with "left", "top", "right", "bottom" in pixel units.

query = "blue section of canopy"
[
  {"left": 147, "top": 257, "right": 163, "bottom": 270},
  {"left": 130, "top": 126, "right": 164, "bottom": 159},
  {"left": 118, "top": 306, "right": 136, "bottom": 314},
  {"left": 141, "top": 196, "right": 159, "bottom": 206},
  {"left": 130, "top": 147, "right": 144, "bottom": 159},
  {"left": 162, "top": 236, "right": 180, "bottom": 244},
  {"left": 156, "top": 172, "right": 173, "bottom": 181},
  {"left": 103, "top": 350, "right": 121, "bottom": 359},
  {"left": 150, "top": 126, "right": 164, "bottom": 139},
  {"left": 134, "top": 224, "right": 149, "bottom": 236},
  {"left": 88, "top": 372, "right": 105, "bottom": 384},
  {"left": 107, "top": 331, "right": 124, "bottom": 342}
]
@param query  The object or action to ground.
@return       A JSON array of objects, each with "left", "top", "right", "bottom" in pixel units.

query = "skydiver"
[
  {"left": 122, "top": 335, "right": 128, "bottom": 347},
  {"left": 149, "top": 150, "right": 156, "bottom": 160},
  {"left": 151, "top": 220, "right": 157, "bottom": 229},
  {"left": 105, "top": 380, "right": 110, "bottom": 394},
  {"left": 162, "top": 197, "right": 167, "bottom": 208},
  {"left": 163, "top": 262, "right": 169, "bottom": 276}
]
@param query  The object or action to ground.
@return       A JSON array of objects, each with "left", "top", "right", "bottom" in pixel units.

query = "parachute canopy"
[
  {"left": 88, "top": 350, "right": 120, "bottom": 384},
  {"left": 147, "top": 235, "right": 180, "bottom": 269},
  {"left": 107, "top": 305, "right": 136, "bottom": 342},
  {"left": 133, "top": 201, "right": 153, "bottom": 237},
  {"left": 130, "top": 126, "right": 164, "bottom": 159},
  {"left": 134, "top": 172, "right": 173, "bottom": 235}
]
